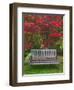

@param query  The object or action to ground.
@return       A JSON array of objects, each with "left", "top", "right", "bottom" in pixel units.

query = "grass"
[{"left": 23, "top": 54, "right": 63, "bottom": 74}]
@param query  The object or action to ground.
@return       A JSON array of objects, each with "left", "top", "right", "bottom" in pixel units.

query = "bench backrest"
[{"left": 31, "top": 49, "right": 57, "bottom": 58}]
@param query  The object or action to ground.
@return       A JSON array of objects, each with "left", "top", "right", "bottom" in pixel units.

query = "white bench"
[{"left": 30, "top": 49, "right": 59, "bottom": 65}]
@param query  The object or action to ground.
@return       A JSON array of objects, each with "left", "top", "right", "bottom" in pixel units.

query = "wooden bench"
[{"left": 30, "top": 49, "right": 59, "bottom": 65}]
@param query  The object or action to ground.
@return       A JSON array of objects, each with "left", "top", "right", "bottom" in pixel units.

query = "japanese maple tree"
[{"left": 24, "top": 14, "right": 63, "bottom": 51}]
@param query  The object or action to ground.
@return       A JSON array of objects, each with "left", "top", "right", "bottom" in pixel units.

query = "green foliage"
[
  {"left": 24, "top": 50, "right": 30, "bottom": 57},
  {"left": 32, "top": 33, "right": 42, "bottom": 49}
]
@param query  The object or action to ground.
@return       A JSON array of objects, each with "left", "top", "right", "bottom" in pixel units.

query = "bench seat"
[{"left": 30, "top": 49, "right": 59, "bottom": 65}]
